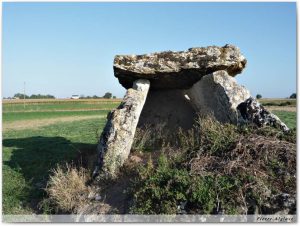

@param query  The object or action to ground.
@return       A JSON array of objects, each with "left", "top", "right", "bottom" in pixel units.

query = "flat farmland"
[
  {"left": 259, "top": 98, "right": 296, "bottom": 106},
  {"left": 2, "top": 99, "right": 121, "bottom": 214}
]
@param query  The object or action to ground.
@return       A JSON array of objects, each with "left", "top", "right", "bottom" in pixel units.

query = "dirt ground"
[{"left": 267, "top": 106, "right": 296, "bottom": 112}]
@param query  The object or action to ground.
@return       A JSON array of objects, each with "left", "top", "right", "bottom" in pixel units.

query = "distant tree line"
[
  {"left": 256, "top": 93, "right": 296, "bottom": 99},
  {"left": 7, "top": 92, "right": 118, "bottom": 99},
  {"left": 79, "top": 92, "right": 117, "bottom": 99},
  {"left": 12, "top": 93, "right": 55, "bottom": 99}
]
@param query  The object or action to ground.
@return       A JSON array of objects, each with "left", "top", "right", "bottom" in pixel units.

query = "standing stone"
[
  {"left": 186, "top": 70, "right": 251, "bottom": 124},
  {"left": 94, "top": 79, "right": 150, "bottom": 178}
]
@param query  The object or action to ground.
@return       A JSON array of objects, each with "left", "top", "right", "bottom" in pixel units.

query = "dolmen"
[{"left": 93, "top": 44, "right": 289, "bottom": 178}]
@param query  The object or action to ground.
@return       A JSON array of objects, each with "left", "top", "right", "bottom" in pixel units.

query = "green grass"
[
  {"left": 2, "top": 100, "right": 115, "bottom": 214},
  {"left": 3, "top": 101, "right": 120, "bottom": 112},
  {"left": 3, "top": 118, "right": 106, "bottom": 214},
  {"left": 272, "top": 111, "right": 297, "bottom": 129},
  {"left": 3, "top": 110, "right": 110, "bottom": 122}
]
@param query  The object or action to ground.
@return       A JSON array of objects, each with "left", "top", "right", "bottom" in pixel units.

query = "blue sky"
[{"left": 2, "top": 2, "right": 296, "bottom": 98}]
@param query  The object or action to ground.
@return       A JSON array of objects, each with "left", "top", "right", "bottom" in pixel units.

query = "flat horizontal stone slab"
[{"left": 114, "top": 44, "right": 247, "bottom": 89}]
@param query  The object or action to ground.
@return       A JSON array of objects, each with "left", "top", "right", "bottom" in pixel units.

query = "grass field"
[
  {"left": 2, "top": 99, "right": 120, "bottom": 214},
  {"left": 2, "top": 98, "right": 296, "bottom": 214}
]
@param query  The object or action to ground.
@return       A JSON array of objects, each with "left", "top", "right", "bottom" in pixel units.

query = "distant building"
[{"left": 71, "top": 95, "right": 80, "bottom": 99}]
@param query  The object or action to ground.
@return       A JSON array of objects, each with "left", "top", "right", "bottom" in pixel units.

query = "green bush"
[
  {"left": 129, "top": 152, "right": 245, "bottom": 214},
  {"left": 129, "top": 154, "right": 189, "bottom": 214},
  {"left": 176, "top": 115, "right": 238, "bottom": 157},
  {"left": 127, "top": 115, "right": 296, "bottom": 215}
]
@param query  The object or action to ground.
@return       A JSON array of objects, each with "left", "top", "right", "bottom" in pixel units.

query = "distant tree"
[
  {"left": 30, "top": 94, "right": 38, "bottom": 99},
  {"left": 113, "top": 96, "right": 116, "bottom": 99},
  {"left": 290, "top": 93, "right": 296, "bottom": 99},
  {"left": 45, "top": 94, "right": 55, "bottom": 99},
  {"left": 103, "top": 92, "right": 112, "bottom": 99},
  {"left": 256, "top": 94, "right": 262, "bottom": 99},
  {"left": 93, "top": 95, "right": 99, "bottom": 99},
  {"left": 14, "top": 93, "right": 29, "bottom": 99},
  {"left": 29, "top": 94, "right": 55, "bottom": 99}
]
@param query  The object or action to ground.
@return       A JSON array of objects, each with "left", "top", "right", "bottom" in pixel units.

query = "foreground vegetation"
[
  {"left": 45, "top": 116, "right": 296, "bottom": 215},
  {"left": 2, "top": 98, "right": 296, "bottom": 215},
  {"left": 127, "top": 118, "right": 296, "bottom": 214}
]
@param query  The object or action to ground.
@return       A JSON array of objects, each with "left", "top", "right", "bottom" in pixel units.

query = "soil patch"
[{"left": 267, "top": 106, "right": 296, "bottom": 112}]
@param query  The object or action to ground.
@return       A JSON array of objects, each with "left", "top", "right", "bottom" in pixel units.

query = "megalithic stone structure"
[
  {"left": 94, "top": 44, "right": 289, "bottom": 179},
  {"left": 93, "top": 79, "right": 150, "bottom": 178},
  {"left": 186, "top": 70, "right": 251, "bottom": 124}
]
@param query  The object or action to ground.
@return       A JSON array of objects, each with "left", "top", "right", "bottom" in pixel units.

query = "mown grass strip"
[
  {"left": 3, "top": 110, "right": 110, "bottom": 122},
  {"left": 3, "top": 102, "right": 120, "bottom": 112}
]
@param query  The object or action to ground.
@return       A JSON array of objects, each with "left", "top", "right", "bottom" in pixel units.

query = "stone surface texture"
[
  {"left": 114, "top": 44, "right": 247, "bottom": 89},
  {"left": 94, "top": 44, "right": 289, "bottom": 179},
  {"left": 94, "top": 79, "right": 150, "bottom": 178},
  {"left": 186, "top": 70, "right": 251, "bottom": 123},
  {"left": 237, "top": 97, "right": 289, "bottom": 131},
  {"left": 138, "top": 89, "right": 197, "bottom": 131}
]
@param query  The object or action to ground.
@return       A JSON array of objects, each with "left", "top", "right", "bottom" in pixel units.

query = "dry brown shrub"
[
  {"left": 45, "top": 163, "right": 91, "bottom": 213},
  {"left": 189, "top": 133, "right": 296, "bottom": 207}
]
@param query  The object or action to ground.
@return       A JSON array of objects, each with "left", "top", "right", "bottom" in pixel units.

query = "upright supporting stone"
[
  {"left": 94, "top": 79, "right": 150, "bottom": 178},
  {"left": 186, "top": 70, "right": 289, "bottom": 130},
  {"left": 186, "top": 70, "right": 251, "bottom": 124}
]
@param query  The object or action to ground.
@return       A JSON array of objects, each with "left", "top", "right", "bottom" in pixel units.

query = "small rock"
[
  {"left": 95, "top": 194, "right": 102, "bottom": 201},
  {"left": 237, "top": 97, "right": 289, "bottom": 131},
  {"left": 88, "top": 191, "right": 96, "bottom": 200}
]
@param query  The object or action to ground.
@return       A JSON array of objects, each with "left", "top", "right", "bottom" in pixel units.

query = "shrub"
[
  {"left": 129, "top": 152, "right": 245, "bottom": 214},
  {"left": 238, "top": 124, "right": 296, "bottom": 144},
  {"left": 129, "top": 154, "right": 192, "bottom": 214},
  {"left": 43, "top": 164, "right": 90, "bottom": 213},
  {"left": 128, "top": 115, "right": 296, "bottom": 215},
  {"left": 196, "top": 116, "right": 238, "bottom": 155},
  {"left": 176, "top": 115, "right": 238, "bottom": 157}
]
